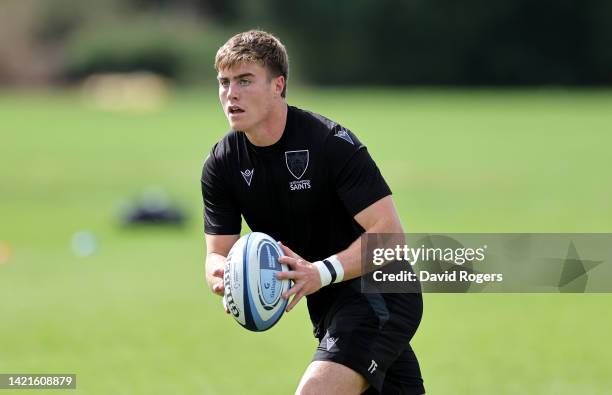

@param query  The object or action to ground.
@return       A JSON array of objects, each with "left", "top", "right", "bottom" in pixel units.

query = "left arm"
[{"left": 277, "top": 195, "right": 403, "bottom": 311}]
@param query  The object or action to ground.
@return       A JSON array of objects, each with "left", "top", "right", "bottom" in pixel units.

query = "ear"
[{"left": 273, "top": 75, "right": 285, "bottom": 96}]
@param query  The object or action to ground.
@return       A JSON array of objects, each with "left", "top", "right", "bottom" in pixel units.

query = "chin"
[
  {"left": 229, "top": 120, "right": 252, "bottom": 132},
  {"left": 228, "top": 119, "right": 240, "bottom": 130},
  {"left": 230, "top": 122, "right": 245, "bottom": 131}
]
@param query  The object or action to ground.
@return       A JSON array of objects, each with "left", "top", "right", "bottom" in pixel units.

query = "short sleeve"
[
  {"left": 200, "top": 148, "right": 241, "bottom": 235},
  {"left": 325, "top": 126, "right": 392, "bottom": 216}
]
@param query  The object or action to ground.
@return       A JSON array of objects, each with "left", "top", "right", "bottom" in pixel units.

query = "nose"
[{"left": 227, "top": 81, "right": 239, "bottom": 101}]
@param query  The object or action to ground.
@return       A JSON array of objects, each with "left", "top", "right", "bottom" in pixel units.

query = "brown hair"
[{"left": 215, "top": 30, "right": 289, "bottom": 97}]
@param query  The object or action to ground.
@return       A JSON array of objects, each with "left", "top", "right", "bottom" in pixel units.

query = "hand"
[
  {"left": 210, "top": 267, "right": 225, "bottom": 296},
  {"left": 276, "top": 242, "right": 322, "bottom": 312},
  {"left": 210, "top": 267, "right": 229, "bottom": 314}
]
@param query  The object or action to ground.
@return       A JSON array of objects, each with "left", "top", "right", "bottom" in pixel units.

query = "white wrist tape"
[{"left": 313, "top": 255, "right": 344, "bottom": 287}]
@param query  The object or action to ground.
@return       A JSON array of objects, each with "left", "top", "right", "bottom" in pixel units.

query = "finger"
[
  {"left": 286, "top": 291, "right": 305, "bottom": 312},
  {"left": 213, "top": 282, "right": 225, "bottom": 296},
  {"left": 278, "top": 256, "right": 300, "bottom": 267},
  {"left": 222, "top": 297, "right": 230, "bottom": 314},
  {"left": 282, "top": 283, "right": 302, "bottom": 300},
  {"left": 213, "top": 268, "right": 224, "bottom": 278},
  {"left": 276, "top": 270, "right": 301, "bottom": 281},
  {"left": 278, "top": 241, "right": 301, "bottom": 260}
]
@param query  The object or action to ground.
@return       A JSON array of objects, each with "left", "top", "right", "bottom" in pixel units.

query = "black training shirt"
[{"left": 201, "top": 105, "right": 391, "bottom": 332}]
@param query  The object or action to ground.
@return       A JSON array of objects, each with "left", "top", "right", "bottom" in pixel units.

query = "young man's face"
[{"left": 217, "top": 62, "right": 283, "bottom": 133}]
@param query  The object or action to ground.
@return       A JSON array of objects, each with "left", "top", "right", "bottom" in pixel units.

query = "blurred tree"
[
  {"left": 242, "top": 0, "right": 612, "bottom": 85},
  {"left": 125, "top": 0, "right": 239, "bottom": 21},
  {"left": 0, "top": 0, "right": 610, "bottom": 86},
  {"left": 0, "top": 0, "right": 57, "bottom": 85}
]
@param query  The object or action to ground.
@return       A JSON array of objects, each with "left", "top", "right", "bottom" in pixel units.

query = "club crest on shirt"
[
  {"left": 334, "top": 127, "right": 354, "bottom": 145},
  {"left": 240, "top": 168, "right": 254, "bottom": 186},
  {"left": 285, "top": 150, "right": 309, "bottom": 179},
  {"left": 285, "top": 150, "right": 311, "bottom": 191}
]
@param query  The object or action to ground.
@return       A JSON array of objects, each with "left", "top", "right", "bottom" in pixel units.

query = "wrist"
[{"left": 313, "top": 255, "right": 344, "bottom": 287}]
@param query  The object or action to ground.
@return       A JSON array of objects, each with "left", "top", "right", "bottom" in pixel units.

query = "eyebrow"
[{"left": 217, "top": 73, "right": 255, "bottom": 81}]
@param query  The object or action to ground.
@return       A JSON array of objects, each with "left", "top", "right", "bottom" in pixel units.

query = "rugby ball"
[{"left": 223, "top": 232, "right": 291, "bottom": 331}]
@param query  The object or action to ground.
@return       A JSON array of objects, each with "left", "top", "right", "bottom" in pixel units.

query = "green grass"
[{"left": 1, "top": 88, "right": 611, "bottom": 394}]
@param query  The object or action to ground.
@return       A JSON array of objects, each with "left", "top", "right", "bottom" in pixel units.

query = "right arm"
[
  {"left": 205, "top": 233, "right": 239, "bottom": 296},
  {"left": 201, "top": 146, "right": 241, "bottom": 297}
]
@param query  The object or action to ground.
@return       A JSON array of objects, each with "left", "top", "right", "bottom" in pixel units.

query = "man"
[{"left": 202, "top": 30, "right": 425, "bottom": 395}]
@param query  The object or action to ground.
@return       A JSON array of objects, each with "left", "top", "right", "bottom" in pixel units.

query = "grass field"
[{"left": 1, "top": 88, "right": 612, "bottom": 394}]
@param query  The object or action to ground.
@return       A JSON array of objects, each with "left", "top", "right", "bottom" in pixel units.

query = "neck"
[{"left": 243, "top": 102, "right": 288, "bottom": 147}]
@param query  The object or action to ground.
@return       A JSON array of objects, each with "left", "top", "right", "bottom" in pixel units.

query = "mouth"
[{"left": 228, "top": 105, "right": 245, "bottom": 116}]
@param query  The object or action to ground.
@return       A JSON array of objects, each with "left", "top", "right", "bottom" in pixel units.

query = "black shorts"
[{"left": 312, "top": 288, "right": 425, "bottom": 394}]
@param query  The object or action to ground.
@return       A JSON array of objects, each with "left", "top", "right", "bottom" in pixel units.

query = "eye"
[
  {"left": 219, "top": 80, "right": 230, "bottom": 88},
  {"left": 239, "top": 79, "right": 251, "bottom": 86}
]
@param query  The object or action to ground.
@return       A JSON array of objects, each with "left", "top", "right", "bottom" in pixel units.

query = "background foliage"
[{"left": 1, "top": 0, "right": 611, "bottom": 86}]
